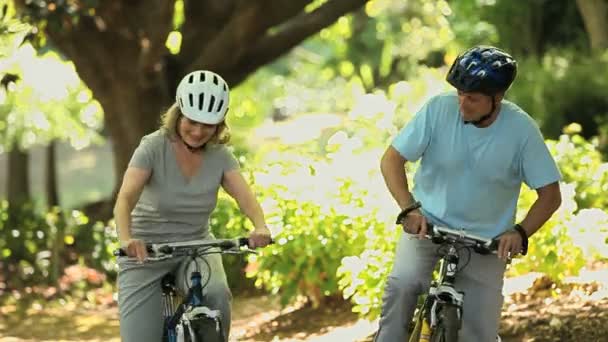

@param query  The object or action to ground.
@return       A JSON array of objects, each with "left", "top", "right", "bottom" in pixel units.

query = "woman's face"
[{"left": 178, "top": 116, "right": 218, "bottom": 148}]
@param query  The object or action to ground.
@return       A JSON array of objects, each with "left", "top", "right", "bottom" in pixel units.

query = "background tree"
[
  {"left": 576, "top": 0, "right": 608, "bottom": 52},
  {"left": 12, "top": 0, "right": 371, "bottom": 212}
]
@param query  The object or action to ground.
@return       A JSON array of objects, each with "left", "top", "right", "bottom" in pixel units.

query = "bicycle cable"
[
  {"left": 182, "top": 252, "right": 212, "bottom": 292},
  {"left": 434, "top": 244, "right": 473, "bottom": 275}
]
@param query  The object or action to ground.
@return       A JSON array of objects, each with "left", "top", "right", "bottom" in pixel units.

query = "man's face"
[{"left": 457, "top": 90, "right": 494, "bottom": 122}]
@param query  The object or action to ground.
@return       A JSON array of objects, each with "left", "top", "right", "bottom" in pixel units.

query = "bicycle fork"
[{"left": 411, "top": 246, "right": 465, "bottom": 342}]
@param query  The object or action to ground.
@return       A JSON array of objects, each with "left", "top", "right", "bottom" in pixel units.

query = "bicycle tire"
[{"left": 430, "top": 304, "right": 460, "bottom": 342}]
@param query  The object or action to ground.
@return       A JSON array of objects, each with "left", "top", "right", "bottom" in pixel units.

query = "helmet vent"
[
  {"left": 213, "top": 75, "right": 218, "bottom": 85},
  {"left": 198, "top": 93, "right": 205, "bottom": 111},
  {"left": 179, "top": 97, "right": 183, "bottom": 108},
  {"left": 200, "top": 72, "right": 206, "bottom": 82},
  {"left": 223, "top": 83, "right": 227, "bottom": 91},
  {"left": 208, "top": 95, "right": 216, "bottom": 113},
  {"left": 217, "top": 99, "right": 224, "bottom": 113},
  {"left": 188, "top": 74, "right": 194, "bottom": 84},
  {"left": 188, "top": 93, "right": 194, "bottom": 107}
]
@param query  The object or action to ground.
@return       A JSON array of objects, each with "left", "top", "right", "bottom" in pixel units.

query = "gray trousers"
[
  {"left": 118, "top": 252, "right": 232, "bottom": 342},
  {"left": 375, "top": 232, "right": 506, "bottom": 342}
]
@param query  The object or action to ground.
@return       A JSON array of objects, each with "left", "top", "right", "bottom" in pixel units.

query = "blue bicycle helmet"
[{"left": 446, "top": 46, "right": 517, "bottom": 95}]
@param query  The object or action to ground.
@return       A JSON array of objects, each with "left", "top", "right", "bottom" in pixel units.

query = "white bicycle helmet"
[{"left": 175, "top": 70, "right": 230, "bottom": 125}]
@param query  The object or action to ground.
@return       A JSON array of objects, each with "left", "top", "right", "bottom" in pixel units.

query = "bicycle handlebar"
[
  {"left": 114, "top": 237, "right": 264, "bottom": 258},
  {"left": 425, "top": 224, "right": 499, "bottom": 255}
]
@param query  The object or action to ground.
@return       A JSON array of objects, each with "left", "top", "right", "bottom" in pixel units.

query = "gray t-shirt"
[{"left": 128, "top": 129, "right": 239, "bottom": 243}]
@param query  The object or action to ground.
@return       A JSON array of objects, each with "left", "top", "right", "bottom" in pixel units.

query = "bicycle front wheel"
[{"left": 430, "top": 304, "right": 460, "bottom": 342}]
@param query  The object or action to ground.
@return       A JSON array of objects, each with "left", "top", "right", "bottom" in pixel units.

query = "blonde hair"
[{"left": 160, "top": 103, "right": 231, "bottom": 145}]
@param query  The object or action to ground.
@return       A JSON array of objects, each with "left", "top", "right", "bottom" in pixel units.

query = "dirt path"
[{"left": 1, "top": 274, "right": 607, "bottom": 341}]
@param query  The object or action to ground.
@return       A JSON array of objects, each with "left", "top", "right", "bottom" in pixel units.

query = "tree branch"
[
  {"left": 225, "top": 0, "right": 370, "bottom": 85},
  {"left": 178, "top": 0, "right": 237, "bottom": 69},
  {"left": 130, "top": 0, "right": 175, "bottom": 74},
  {"left": 180, "top": 0, "right": 313, "bottom": 78}
]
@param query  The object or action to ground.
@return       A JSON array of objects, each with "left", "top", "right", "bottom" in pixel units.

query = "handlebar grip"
[
  {"left": 238, "top": 237, "right": 275, "bottom": 248},
  {"left": 237, "top": 237, "right": 250, "bottom": 248}
]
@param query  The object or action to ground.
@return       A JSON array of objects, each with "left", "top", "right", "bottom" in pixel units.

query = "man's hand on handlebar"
[
  {"left": 398, "top": 209, "right": 428, "bottom": 239},
  {"left": 496, "top": 230, "right": 523, "bottom": 261}
]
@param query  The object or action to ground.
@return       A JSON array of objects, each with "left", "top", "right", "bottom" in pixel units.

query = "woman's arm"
[
  {"left": 221, "top": 169, "right": 271, "bottom": 247},
  {"left": 113, "top": 167, "right": 151, "bottom": 261}
]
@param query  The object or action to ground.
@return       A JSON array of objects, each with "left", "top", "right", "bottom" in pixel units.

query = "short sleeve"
[
  {"left": 219, "top": 145, "right": 240, "bottom": 171},
  {"left": 128, "top": 133, "right": 159, "bottom": 170},
  {"left": 520, "top": 124, "right": 562, "bottom": 189},
  {"left": 391, "top": 97, "right": 435, "bottom": 161}
]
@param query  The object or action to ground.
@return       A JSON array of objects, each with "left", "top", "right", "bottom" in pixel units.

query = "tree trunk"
[
  {"left": 576, "top": 0, "right": 608, "bottom": 51},
  {"left": 7, "top": 146, "right": 30, "bottom": 208},
  {"left": 46, "top": 140, "right": 59, "bottom": 207},
  {"left": 46, "top": 140, "right": 64, "bottom": 287}
]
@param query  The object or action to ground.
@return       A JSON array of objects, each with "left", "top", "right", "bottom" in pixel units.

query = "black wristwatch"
[
  {"left": 395, "top": 201, "right": 422, "bottom": 224},
  {"left": 513, "top": 223, "right": 528, "bottom": 256}
]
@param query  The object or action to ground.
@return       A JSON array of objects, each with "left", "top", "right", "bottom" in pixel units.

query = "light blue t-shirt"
[{"left": 392, "top": 92, "right": 561, "bottom": 238}]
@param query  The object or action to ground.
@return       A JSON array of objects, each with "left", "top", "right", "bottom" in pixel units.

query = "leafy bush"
[
  {"left": 337, "top": 220, "right": 396, "bottom": 318},
  {"left": 0, "top": 201, "right": 116, "bottom": 298},
  {"left": 246, "top": 180, "right": 381, "bottom": 307},
  {"left": 546, "top": 133, "right": 608, "bottom": 210},
  {"left": 0, "top": 201, "right": 51, "bottom": 289}
]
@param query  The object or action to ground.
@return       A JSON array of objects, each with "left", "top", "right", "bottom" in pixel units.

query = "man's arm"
[
  {"left": 380, "top": 146, "right": 416, "bottom": 210},
  {"left": 519, "top": 181, "right": 562, "bottom": 237},
  {"left": 497, "top": 181, "right": 561, "bottom": 260},
  {"left": 380, "top": 146, "right": 429, "bottom": 236}
]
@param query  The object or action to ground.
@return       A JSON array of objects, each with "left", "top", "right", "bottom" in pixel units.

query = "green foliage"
[
  {"left": 509, "top": 183, "right": 587, "bottom": 283},
  {"left": 246, "top": 185, "right": 376, "bottom": 307},
  {"left": 545, "top": 133, "right": 608, "bottom": 210},
  {"left": 295, "top": 0, "right": 455, "bottom": 89},
  {"left": 0, "top": 200, "right": 116, "bottom": 295},
  {"left": 449, "top": 0, "right": 587, "bottom": 57},
  {"left": 508, "top": 51, "right": 608, "bottom": 143},
  {"left": 337, "top": 222, "right": 396, "bottom": 318},
  {"left": 15, "top": 0, "right": 98, "bottom": 36},
  {"left": 0, "top": 201, "right": 50, "bottom": 288},
  {"left": 0, "top": 9, "right": 103, "bottom": 154}
]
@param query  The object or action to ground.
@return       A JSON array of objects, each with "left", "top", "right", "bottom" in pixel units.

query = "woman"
[{"left": 114, "top": 70, "right": 272, "bottom": 341}]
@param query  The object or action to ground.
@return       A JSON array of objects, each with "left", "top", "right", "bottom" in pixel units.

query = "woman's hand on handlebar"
[
  {"left": 121, "top": 238, "right": 147, "bottom": 263},
  {"left": 398, "top": 209, "right": 428, "bottom": 239},
  {"left": 249, "top": 226, "right": 272, "bottom": 248}
]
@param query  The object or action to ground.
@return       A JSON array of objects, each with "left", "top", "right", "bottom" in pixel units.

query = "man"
[{"left": 376, "top": 46, "right": 562, "bottom": 341}]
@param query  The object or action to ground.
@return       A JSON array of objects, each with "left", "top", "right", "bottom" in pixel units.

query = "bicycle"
[
  {"left": 407, "top": 224, "right": 506, "bottom": 342},
  {"left": 115, "top": 237, "right": 260, "bottom": 342}
]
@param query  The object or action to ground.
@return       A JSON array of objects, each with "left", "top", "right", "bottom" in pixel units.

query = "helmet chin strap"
[
  {"left": 176, "top": 130, "right": 205, "bottom": 153},
  {"left": 183, "top": 140, "right": 204, "bottom": 153},
  {"left": 464, "top": 96, "right": 496, "bottom": 126}
]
